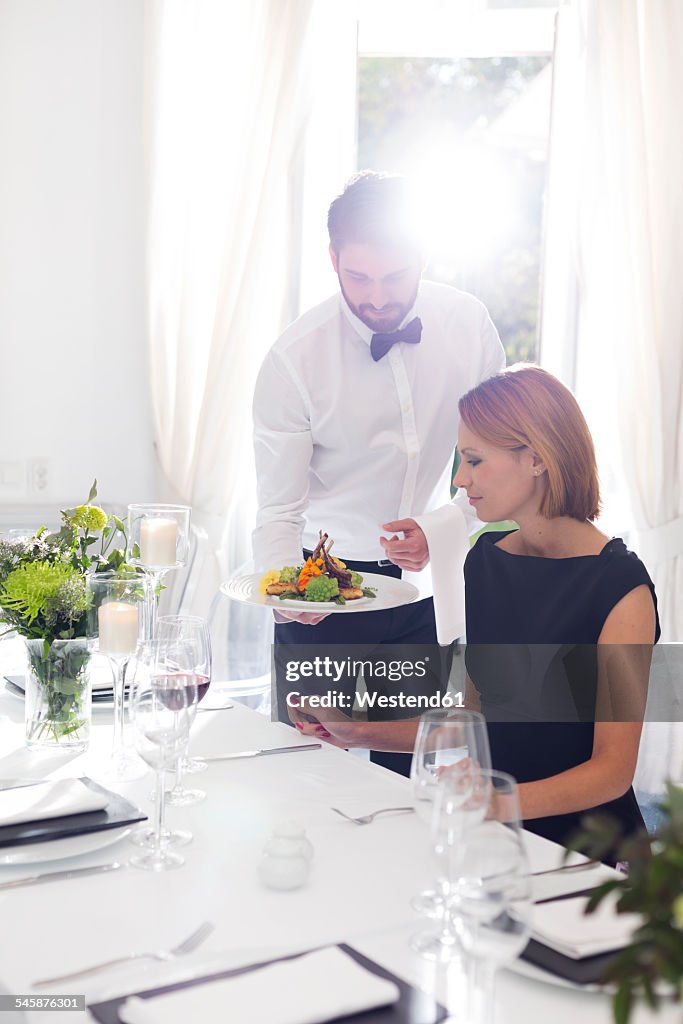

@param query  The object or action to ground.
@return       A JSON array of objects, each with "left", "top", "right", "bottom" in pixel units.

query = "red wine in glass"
[
  {"left": 195, "top": 673, "right": 211, "bottom": 704},
  {"left": 153, "top": 673, "right": 199, "bottom": 711}
]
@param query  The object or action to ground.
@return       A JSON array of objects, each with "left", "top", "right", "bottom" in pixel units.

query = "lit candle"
[
  {"left": 139, "top": 517, "right": 177, "bottom": 566},
  {"left": 98, "top": 601, "right": 139, "bottom": 655}
]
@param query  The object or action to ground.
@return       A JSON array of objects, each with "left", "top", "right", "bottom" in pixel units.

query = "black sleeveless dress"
[{"left": 464, "top": 530, "right": 660, "bottom": 851}]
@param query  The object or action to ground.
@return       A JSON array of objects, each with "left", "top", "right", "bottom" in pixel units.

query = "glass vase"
[{"left": 24, "top": 638, "right": 93, "bottom": 752}]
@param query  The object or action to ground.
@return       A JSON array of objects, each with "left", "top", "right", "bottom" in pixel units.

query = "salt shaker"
[{"left": 258, "top": 820, "right": 314, "bottom": 890}]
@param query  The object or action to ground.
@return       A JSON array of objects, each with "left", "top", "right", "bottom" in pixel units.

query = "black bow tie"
[{"left": 370, "top": 316, "right": 423, "bottom": 362}]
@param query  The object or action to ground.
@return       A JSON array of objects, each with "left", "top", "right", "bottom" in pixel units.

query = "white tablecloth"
[{"left": 0, "top": 662, "right": 676, "bottom": 1024}]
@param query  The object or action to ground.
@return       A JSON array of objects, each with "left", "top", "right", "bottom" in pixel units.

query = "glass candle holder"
[
  {"left": 86, "top": 571, "right": 151, "bottom": 781},
  {"left": 127, "top": 504, "right": 191, "bottom": 636}
]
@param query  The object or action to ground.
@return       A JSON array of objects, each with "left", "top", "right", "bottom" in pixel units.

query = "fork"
[
  {"left": 33, "top": 921, "right": 214, "bottom": 987},
  {"left": 331, "top": 805, "right": 415, "bottom": 825}
]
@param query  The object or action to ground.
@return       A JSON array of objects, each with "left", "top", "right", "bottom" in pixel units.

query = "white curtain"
[
  {"left": 144, "top": 1, "right": 356, "bottom": 608},
  {"left": 543, "top": 0, "right": 683, "bottom": 641},
  {"left": 542, "top": 0, "right": 683, "bottom": 790}
]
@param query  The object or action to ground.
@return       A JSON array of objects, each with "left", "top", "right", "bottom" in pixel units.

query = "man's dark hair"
[{"left": 327, "top": 171, "right": 420, "bottom": 255}]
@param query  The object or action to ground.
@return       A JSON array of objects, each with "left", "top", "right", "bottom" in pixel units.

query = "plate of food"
[{"left": 222, "top": 532, "right": 419, "bottom": 614}]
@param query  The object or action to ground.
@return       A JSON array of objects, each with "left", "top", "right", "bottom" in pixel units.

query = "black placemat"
[
  {"left": 521, "top": 937, "right": 618, "bottom": 986},
  {"left": 88, "top": 943, "right": 448, "bottom": 1024},
  {"left": 0, "top": 778, "right": 147, "bottom": 848}
]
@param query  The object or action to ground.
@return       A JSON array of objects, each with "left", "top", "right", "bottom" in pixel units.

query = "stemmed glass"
[
  {"left": 412, "top": 757, "right": 492, "bottom": 961},
  {"left": 129, "top": 670, "right": 195, "bottom": 871},
  {"left": 86, "top": 572, "right": 151, "bottom": 781},
  {"left": 156, "top": 615, "right": 212, "bottom": 802},
  {"left": 449, "top": 773, "right": 531, "bottom": 1024},
  {"left": 126, "top": 504, "right": 191, "bottom": 637},
  {"left": 130, "top": 637, "right": 200, "bottom": 848},
  {"left": 409, "top": 709, "right": 491, "bottom": 923}
]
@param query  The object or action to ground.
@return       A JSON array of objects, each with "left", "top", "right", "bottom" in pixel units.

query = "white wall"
[{"left": 0, "top": 0, "right": 155, "bottom": 513}]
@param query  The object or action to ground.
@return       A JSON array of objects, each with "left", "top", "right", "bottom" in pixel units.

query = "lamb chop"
[{"left": 312, "top": 530, "right": 353, "bottom": 588}]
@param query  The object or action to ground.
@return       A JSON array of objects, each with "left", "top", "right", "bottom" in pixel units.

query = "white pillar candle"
[
  {"left": 98, "top": 601, "right": 139, "bottom": 655},
  {"left": 139, "top": 517, "right": 177, "bottom": 566}
]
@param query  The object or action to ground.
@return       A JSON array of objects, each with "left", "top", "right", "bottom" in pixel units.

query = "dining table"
[{"left": 0, "top": 643, "right": 678, "bottom": 1024}]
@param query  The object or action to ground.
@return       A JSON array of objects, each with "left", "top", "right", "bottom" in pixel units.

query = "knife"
[
  {"left": 534, "top": 887, "right": 598, "bottom": 905},
  {"left": 202, "top": 743, "right": 322, "bottom": 762},
  {"left": 0, "top": 861, "right": 123, "bottom": 891}
]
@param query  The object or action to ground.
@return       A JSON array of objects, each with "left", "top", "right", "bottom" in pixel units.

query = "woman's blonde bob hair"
[{"left": 458, "top": 364, "right": 601, "bottom": 522}]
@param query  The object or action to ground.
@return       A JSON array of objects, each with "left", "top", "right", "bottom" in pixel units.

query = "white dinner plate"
[
  {"left": 221, "top": 571, "right": 419, "bottom": 614},
  {"left": 0, "top": 825, "right": 133, "bottom": 866}
]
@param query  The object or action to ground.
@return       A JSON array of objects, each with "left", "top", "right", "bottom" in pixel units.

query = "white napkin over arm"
[
  {"left": 118, "top": 947, "right": 400, "bottom": 1024},
  {"left": 412, "top": 501, "right": 469, "bottom": 645}
]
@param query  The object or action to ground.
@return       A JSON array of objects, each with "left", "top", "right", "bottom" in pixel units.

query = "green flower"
[
  {"left": 65, "top": 505, "right": 108, "bottom": 532},
  {"left": 0, "top": 562, "right": 79, "bottom": 624}
]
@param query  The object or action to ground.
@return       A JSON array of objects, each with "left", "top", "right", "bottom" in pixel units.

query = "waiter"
[{"left": 252, "top": 171, "right": 505, "bottom": 774}]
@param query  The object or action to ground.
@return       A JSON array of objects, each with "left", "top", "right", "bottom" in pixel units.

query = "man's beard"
[{"left": 339, "top": 280, "right": 418, "bottom": 333}]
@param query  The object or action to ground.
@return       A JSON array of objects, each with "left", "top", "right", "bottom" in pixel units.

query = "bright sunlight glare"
[{"left": 404, "top": 140, "right": 518, "bottom": 273}]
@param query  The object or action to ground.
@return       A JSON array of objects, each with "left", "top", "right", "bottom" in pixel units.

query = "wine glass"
[
  {"left": 156, "top": 615, "right": 212, "bottom": 786},
  {"left": 130, "top": 637, "right": 200, "bottom": 848},
  {"left": 411, "top": 757, "right": 492, "bottom": 961},
  {"left": 449, "top": 772, "right": 531, "bottom": 1024},
  {"left": 409, "top": 709, "right": 491, "bottom": 921},
  {"left": 86, "top": 572, "right": 151, "bottom": 781},
  {"left": 129, "top": 672, "right": 194, "bottom": 872}
]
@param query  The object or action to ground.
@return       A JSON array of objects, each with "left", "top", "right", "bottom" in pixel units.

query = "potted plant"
[{"left": 572, "top": 784, "right": 683, "bottom": 1024}]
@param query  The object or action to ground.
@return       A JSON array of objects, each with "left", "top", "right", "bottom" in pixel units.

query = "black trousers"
[{"left": 273, "top": 557, "right": 453, "bottom": 777}]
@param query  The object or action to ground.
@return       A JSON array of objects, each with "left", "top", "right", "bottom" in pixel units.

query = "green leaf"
[
  {"left": 613, "top": 983, "right": 632, "bottom": 1024},
  {"left": 131, "top": 543, "right": 141, "bottom": 559},
  {"left": 87, "top": 479, "right": 98, "bottom": 503},
  {"left": 113, "top": 516, "right": 125, "bottom": 533}
]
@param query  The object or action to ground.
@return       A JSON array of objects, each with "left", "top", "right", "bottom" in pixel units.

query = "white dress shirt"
[{"left": 252, "top": 279, "right": 505, "bottom": 610}]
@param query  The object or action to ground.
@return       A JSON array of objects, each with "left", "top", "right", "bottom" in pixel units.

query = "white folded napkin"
[
  {"left": 0, "top": 779, "right": 108, "bottom": 827},
  {"left": 531, "top": 894, "right": 641, "bottom": 959},
  {"left": 118, "top": 947, "right": 400, "bottom": 1024},
  {"left": 412, "top": 504, "right": 467, "bottom": 645}
]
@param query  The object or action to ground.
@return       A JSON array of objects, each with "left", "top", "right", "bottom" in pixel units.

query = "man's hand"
[
  {"left": 380, "top": 518, "right": 430, "bottom": 571},
  {"left": 273, "top": 610, "right": 331, "bottom": 626}
]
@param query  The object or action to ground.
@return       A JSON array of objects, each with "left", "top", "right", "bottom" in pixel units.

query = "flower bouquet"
[{"left": 0, "top": 481, "right": 137, "bottom": 750}]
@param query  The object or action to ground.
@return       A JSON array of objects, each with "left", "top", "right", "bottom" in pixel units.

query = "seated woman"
[{"left": 294, "top": 365, "right": 660, "bottom": 851}]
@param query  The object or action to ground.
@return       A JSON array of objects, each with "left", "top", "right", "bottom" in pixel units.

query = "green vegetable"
[
  {"left": 305, "top": 575, "right": 339, "bottom": 602},
  {"left": 362, "top": 587, "right": 377, "bottom": 599},
  {"left": 349, "top": 571, "right": 363, "bottom": 588},
  {"left": 279, "top": 566, "right": 300, "bottom": 583}
]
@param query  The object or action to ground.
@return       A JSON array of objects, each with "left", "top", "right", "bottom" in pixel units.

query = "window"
[{"left": 358, "top": 53, "right": 551, "bottom": 362}]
